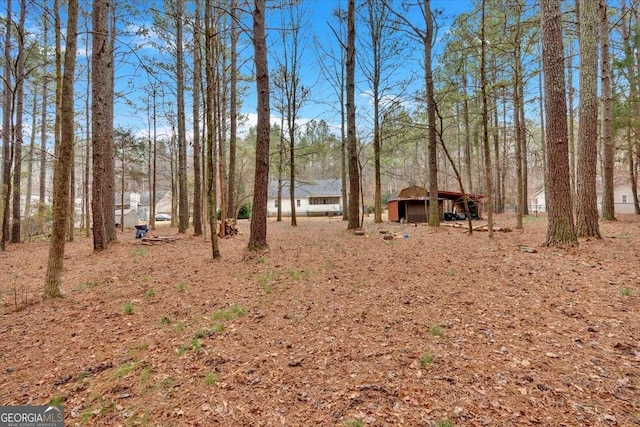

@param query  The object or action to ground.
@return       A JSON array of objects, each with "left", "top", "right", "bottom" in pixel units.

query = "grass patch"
[
  {"left": 620, "top": 287, "right": 633, "bottom": 296},
  {"left": 285, "top": 267, "right": 310, "bottom": 281},
  {"left": 76, "top": 280, "right": 100, "bottom": 291},
  {"left": 114, "top": 361, "right": 139, "bottom": 379},
  {"left": 211, "top": 303, "right": 246, "bottom": 321},
  {"left": 176, "top": 283, "right": 185, "bottom": 292},
  {"left": 420, "top": 352, "right": 433, "bottom": 367},
  {"left": 195, "top": 323, "right": 223, "bottom": 338},
  {"left": 429, "top": 324, "right": 444, "bottom": 337},
  {"left": 140, "top": 366, "right": 153, "bottom": 383},
  {"left": 160, "top": 316, "right": 171, "bottom": 326},
  {"left": 131, "top": 247, "right": 147, "bottom": 258},
  {"left": 173, "top": 321, "right": 185, "bottom": 332},
  {"left": 194, "top": 328, "right": 214, "bottom": 339},
  {"left": 177, "top": 344, "right": 190, "bottom": 356},
  {"left": 48, "top": 395, "right": 65, "bottom": 406},
  {"left": 343, "top": 419, "right": 364, "bottom": 427},
  {"left": 81, "top": 395, "right": 116, "bottom": 422},
  {"left": 204, "top": 372, "right": 217, "bottom": 386},
  {"left": 143, "top": 288, "right": 155, "bottom": 298},
  {"left": 436, "top": 420, "right": 454, "bottom": 427},
  {"left": 523, "top": 215, "right": 545, "bottom": 223},
  {"left": 192, "top": 338, "right": 202, "bottom": 353},
  {"left": 123, "top": 302, "right": 134, "bottom": 315}
]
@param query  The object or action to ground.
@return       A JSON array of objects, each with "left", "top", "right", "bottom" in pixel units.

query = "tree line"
[{"left": 0, "top": 0, "right": 638, "bottom": 297}]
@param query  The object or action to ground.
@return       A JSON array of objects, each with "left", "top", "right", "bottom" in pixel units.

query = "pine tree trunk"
[
  {"left": 39, "top": 10, "right": 49, "bottom": 217},
  {"left": 204, "top": 0, "right": 220, "bottom": 258},
  {"left": 425, "top": 0, "right": 439, "bottom": 227},
  {"left": 480, "top": 0, "right": 493, "bottom": 236},
  {"left": 249, "top": 0, "right": 270, "bottom": 248},
  {"left": 1, "top": 0, "right": 13, "bottom": 251},
  {"left": 575, "top": 0, "right": 601, "bottom": 238},
  {"left": 105, "top": 8, "right": 116, "bottom": 244},
  {"left": 346, "top": 0, "right": 360, "bottom": 230},
  {"left": 44, "top": 0, "right": 78, "bottom": 299},
  {"left": 541, "top": 0, "right": 578, "bottom": 247},
  {"left": 92, "top": 0, "right": 110, "bottom": 251},
  {"left": 227, "top": 0, "right": 238, "bottom": 220},
  {"left": 192, "top": 1, "right": 203, "bottom": 236},
  {"left": 11, "top": 0, "right": 26, "bottom": 243},
  {"left": 176, "top": 0, "right": 188, "bottom": 234},
  {"left": 566, "top": 43, "right": 576, "bottom": 200},
  {"left": 25, "top": 86, "right": 39, "bottom": 221},
  {"left": 600, "top": 0, "right": 615, "bottom": 221}
]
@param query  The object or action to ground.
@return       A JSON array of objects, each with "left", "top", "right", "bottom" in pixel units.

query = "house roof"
[
  {"left": 268, "top": 179, "right": 342, "bottom": 198},
  {"left": 115, "top": 209, "right": 139, "bottom": 216},
  {"left": 139, "top": 190, "right": 171, "bottom": 205},
  {"left": 388, "top": 185, "right": 484, "bottom": 201}
]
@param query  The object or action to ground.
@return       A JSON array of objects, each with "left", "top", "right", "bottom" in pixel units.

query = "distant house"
[
  {"left": 115, "top": 209, "right": 140, "bottom": 228},
  {"left": 600, "top": 183, "right": 640, "bottom": 214},
  {"left": 528, "top": 187, "right": 546, "bottom": 213},
  {"left": 267, "top": 179, "right": 343, "bottom": 217},
  {"left": 387, "top": 186, "right": 484, "bottom": 223},
  {"left": 138, "top": 191, "right": 172, "bottom": 221},
  {"left": 531, "top": 183, "right": 640, "bottom": 215},
  {"left": 115, "top": 192, "right": 141, "bottom": 211}
]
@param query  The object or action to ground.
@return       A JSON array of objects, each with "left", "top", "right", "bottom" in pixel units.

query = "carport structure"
[{"left": 387, "top": 186, "right": 484, "bottom": 223}]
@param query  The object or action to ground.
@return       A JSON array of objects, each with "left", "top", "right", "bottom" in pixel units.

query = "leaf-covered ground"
[{"left": 1, "top": 214, "right": 638, "bottom": 426}]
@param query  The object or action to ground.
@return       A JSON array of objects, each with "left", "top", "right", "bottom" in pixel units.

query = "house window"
[
  {"left": 296, "top": 199, "right": 301, "bottom": 207},
  {"left": 622, "top": 194, "right": 628, "bottom": 204},
  {"left": 310, "top": 197, "right": 340, "bottom": 205}
]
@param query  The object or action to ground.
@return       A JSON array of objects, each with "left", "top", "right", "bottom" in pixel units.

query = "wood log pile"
[
  {"left": 223, "top": 219, "right": 238, "bottom": 237},
  {"left": 140, "top": 236, "right": 179, "bottom": 245},
  {"left": 440, "top": 222, "right": 512, "bottom": 232}
]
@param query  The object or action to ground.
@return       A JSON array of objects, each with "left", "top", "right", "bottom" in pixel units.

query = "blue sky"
[
  {"left": 104, "top": 0, "right": 476, "bottom": 140},
  {"left": 232, "top": 0, "right": 476, "bottom": 137}
]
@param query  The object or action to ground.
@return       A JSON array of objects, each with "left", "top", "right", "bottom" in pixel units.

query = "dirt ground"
[{"left": 0, "top": 213, "right": 638, "bottom": 426}]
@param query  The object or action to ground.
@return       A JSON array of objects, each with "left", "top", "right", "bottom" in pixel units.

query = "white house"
[
  {"left": 138, "top": 190, "right": 172, "bottom": 221},
  {"left": 115, "top": 209, "right": 140, "bottom": 228},
  {"left": 530, "top": 183, "right": 640, "bottom": 215},
  {"left": 528, "top": 187, "right": 546, "bottom": 212},
  {"left": 602, "top": 183, "right": 640, "bottom": 214},
  {"left": 267, "top": 179, "right": 343, "bottom": 217}
]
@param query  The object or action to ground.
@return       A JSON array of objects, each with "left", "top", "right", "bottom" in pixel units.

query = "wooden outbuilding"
[{"left": 387, "top": 186, "right": 484, "bottom": 223}]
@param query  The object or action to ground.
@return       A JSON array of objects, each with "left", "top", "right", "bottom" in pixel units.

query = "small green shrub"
[
  {"left": 48, "top": 396, "right": 65, "bottom": 406},
  {"left": 429, "top": 324, "right": 444, "bottom": 337},
  {"left": 144, "top": 288, "right": 155, "bottom": 298},
  {"left": 131, "top": 248, "right": 147, "bottom": 258},
  {"left": 212, "top": 304, "right": 246, "bottom": 321},
  {"left": 192, "top": 338, "right": 201, "bottom": 353},
  {"left": 141, "top": 366, "right": 153, "bottom": 383},
  {"left": 114, "top": 361, "right": 138, "bottom": 379},
  {"left": 194, "top": 328, "right": 215, "bottom": 339},
  {"left": 204, "top": 372, "right": 217, "bottom": 385},
  {"left": 343, "top": 419, "right": 364, "bottom": 427},
  {"left": 420, "top": 352, "right": 433, "bottom": 367},
  {"left": 620, "top": 287, "right": 633, "bottom": 296},
  {"left": 123, "top": 302, "right": 134, "bottom": 315}
]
